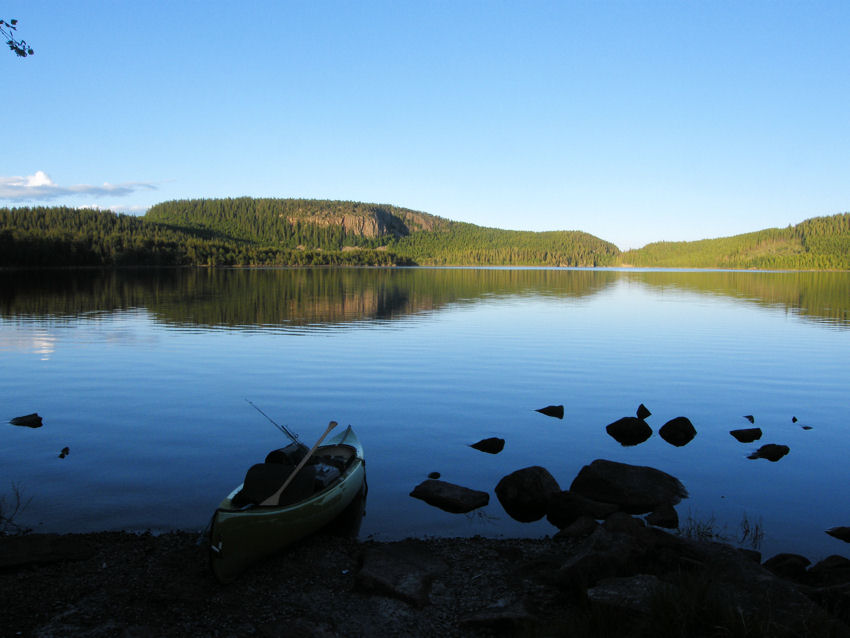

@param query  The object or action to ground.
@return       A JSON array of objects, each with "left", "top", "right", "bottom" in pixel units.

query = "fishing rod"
[{"left": 245, "top": 399, "right": 300, "bottom": 443}]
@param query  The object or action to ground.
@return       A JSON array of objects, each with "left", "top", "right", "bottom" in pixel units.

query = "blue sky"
[{"left": 2, "top": 1, "right": 848, "bottom": 249}]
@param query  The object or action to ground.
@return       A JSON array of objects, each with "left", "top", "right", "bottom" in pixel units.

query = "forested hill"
[
  {"left": 145, "top": 198, "right": 621, "bottom": 267},
  {"left": 1, "top": 199, "right": 619, "bottom": 267},
  {"left": 621, "top": 213, "right": 850, "bottom": 270},
  {"left": 2, "top": 200, "right": 847, "bottom": 269}
]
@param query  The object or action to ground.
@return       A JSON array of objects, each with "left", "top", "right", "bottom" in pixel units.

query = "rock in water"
[
  {"left": 569, "top": 459, "right": 688, "bottom": 514},
  {"left": 658, "top": 416, "right": 697, "bottom": 447},
  {"left": 825, "top": 527, "right": 850, "bottom": 543},
  {"left": 9, "top": 413, "right": 43, "bottom": 428},
  {"left": 495, "top": 466, "right": 561, "bottom": 522},
  {"left": 636, "top": 403, "right": 651, "bottom": 420},
  {"left": 730, "top": 427, "right": 762, "bottom": 443},
  {"left": 470, "top": 437, "right": 505, "bottom": 454},
  {"left": 744, "top": 415, "right": 755, "bottom": 424},
  {"left": 535, "top": 405, "right": 564, "bottom": 419},
  {"left": 605, "top": 417, "right": 652, "bottom": 446},
  {"left": 409, "top": 479, "right": 489, "bottom": 514},
  {"left": 747, "top": 444, "right": 790, "bottom": 462}
]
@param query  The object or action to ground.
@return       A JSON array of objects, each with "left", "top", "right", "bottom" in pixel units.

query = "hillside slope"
[
  {"left": 620, "top": 213, "right": 850, "bottom": 270},
  {"left": 145, "top": 198, "right": 621, "bottom": 267}
]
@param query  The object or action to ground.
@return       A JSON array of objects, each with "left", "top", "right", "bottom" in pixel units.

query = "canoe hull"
[{"left": 209, "top": 426, "right": 365, "bottom": 583}]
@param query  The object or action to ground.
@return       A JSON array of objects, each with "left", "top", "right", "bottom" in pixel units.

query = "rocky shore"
[{"left": 3, "top": 520, "right": 850, "bottom": 638}]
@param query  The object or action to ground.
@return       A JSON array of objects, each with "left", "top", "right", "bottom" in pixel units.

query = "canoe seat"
[{"left": 231, "top": 463, "right": 317, "bottom": 507}]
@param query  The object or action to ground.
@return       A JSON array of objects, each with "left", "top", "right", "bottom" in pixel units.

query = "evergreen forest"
[{"left": 1, "top": 199, "right": 848, "bottom": 270}]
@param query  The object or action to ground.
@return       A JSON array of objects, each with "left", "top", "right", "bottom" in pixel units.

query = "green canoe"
[{"left": 209, "top": 425, "right": 365, "bottom": 583}]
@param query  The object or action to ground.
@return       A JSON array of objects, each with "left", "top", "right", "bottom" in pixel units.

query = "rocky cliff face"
[{"left": 287, "top": 206, "right": 447, "bottom": 239}]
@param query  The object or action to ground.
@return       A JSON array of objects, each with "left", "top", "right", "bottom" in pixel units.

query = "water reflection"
[{"left": 1, "top": 267, "right": 848, "bottom": 331}]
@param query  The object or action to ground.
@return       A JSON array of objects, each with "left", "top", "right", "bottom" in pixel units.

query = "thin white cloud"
[{"left": 0, "top": 171, "right": 158, "bottom": 201}]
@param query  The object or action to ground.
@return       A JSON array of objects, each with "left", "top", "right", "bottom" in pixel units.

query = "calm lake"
[{"left": 1, "top": 267, "right": 849, "bottom": 560}]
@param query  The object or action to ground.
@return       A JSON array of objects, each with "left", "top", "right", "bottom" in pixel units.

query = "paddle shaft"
[{"left": 260, "top": 421, "right": 339, "bottom": 506}]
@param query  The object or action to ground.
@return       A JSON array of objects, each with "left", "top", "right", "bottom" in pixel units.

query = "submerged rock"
[
  {"left": 535, "top": 405, "right": 564, "bottom": 419},
  {"left": 658, "top": 416, "right": 697, "bottom": 447},
  {"left": 730, "top": 427, "right": 762, "bottom": 443},
  {"left": 410, "top": 479, "right": 489, "bottom": 514},
  {"left": 748, "top": 444, "right": 790, "bottom": 462},
  {"left": 605, "top": 417, "right": 652, "bottom": 446},
  {"left": 9, "top": 413, "right": 43, "bottom": 428},
  {"left": 495, "top": 466, "right": 561, "bottom": 522},
  {"left": 469, "top": 437, "right": 505, "bottom": 454},
  {"left": 570, "top": 459, "right": 688, "bottom": 514}
]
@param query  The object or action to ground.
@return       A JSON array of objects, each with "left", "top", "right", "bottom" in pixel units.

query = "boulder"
[
  {"left": 826, "top": 527, "right": 850, "bottom": 543},
  {"left": 658, "top": 416, "right": 697, "bottom": 447},
  {"left": 495, "top": 466, "right": 561, "bottom": 522},
  {"left": 809, "top": 555, "right": 850, "bottom": 586},
  {"left": 409, "top": 479, "right": 489, "bottom": 514},
  {"left": 569, "top": 459, "right": 688, "bottom": 514},
  {"left": 636, "top": 403, "right": 651, "bottom": 420},
  {"left": 748, "top": 444, "right": 790, "bottom": 462},
  {"left": 763, "top": 553, "right": 811, "bottom": 582},
  {"left": 730, "top": 427, "right": 762, "bottom": 443},
  {"left": 645, "top": 503, "right": 679, "bottom": 529},
  {"left": 469, "top": 437, "right": 505, "bottom": 454},
  {"left": 603, "top": 512, "right": 647, "bottom": 536},
  {"left": 554, "top": 515, "right": 598, "bottom": 540},
  {"left": 535, "top": 404, "right": 564, "bottom": 419},
  {"left": 605, "top": 417, "right": 652, "bottom": 446},
  {"left": 546, "top": 490, "right": 618, "bottom": 529}
]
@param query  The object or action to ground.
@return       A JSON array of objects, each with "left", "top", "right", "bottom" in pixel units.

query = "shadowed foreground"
[{"left": 2, "top": 527, "right": 849, "bottom": 638}]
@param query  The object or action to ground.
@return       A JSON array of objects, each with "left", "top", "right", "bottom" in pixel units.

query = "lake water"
[{"left": 1, "top": 267, "right": 849, "bottom": 561}]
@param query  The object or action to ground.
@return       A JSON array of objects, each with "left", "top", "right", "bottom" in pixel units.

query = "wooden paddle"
[{"left": 259, "top": 420, "right": 339, "bottom": 507}]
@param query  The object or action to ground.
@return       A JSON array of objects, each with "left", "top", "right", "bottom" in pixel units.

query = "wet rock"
[
  {"left": 658, "top": 416, "right": 696, "bottom": 447},
  {"left": 792, "top": 416, "right": 798, "bottom": 423},
  {"left": 495, "top": 466, "right": 561, "bottom": 522},
  {"left": 535, "top": 405, "right": 564, "bottom": 419},
  {"left": 645, "top": 504, "right": 679, "bottom": 529},
  {"left": 586, "top": 574, "right": 668, "bottom": 614},
  {"left": 58, "top": 446, "right": 70, "bottom": 459},
  {"left": 605, "top": 417, "right": 652, "bottom": 446},
  {"left": 744, "top": 415, "right": 755, "bottom": 423},
  {"left": 748, "top": 444, "right": 790, "bottom": 462},
  {"left": 826, "top": 527, "right": 850, "bottom": 543},
  {"left": 636, "top": 403, "right": 651, "bottom": 420},
  {"left": 730, "top": 427, "right": 762, "bottom": 443},
  {"left": 569, "top": 459, "right": 688, "bottom": 514},
  {"left": 801, "top": 425, "right": 813, "bottom": 430},
  {"left": 0, "top": 534, "right": 94, "bottom": 569},
  {"left": 410, "top": 479, "right": 489, "bottom": 514},
  {"left": 763, "top": 553, "right": 811, "bottom": 582},
  {"left": 427, "top": 471, "right": 440, "bottom": 480},
  {"left": 9, "top": 413, "right": 42, "bottom": 428},
  {"left": 469, "top": 437, "right": 505, "bottom": 454},
  {"left": 546, "top": 490, "right": 618, "bottom": 529},
  {"left": 356, "top": 541, "right": 447, "bottom": 608}
]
